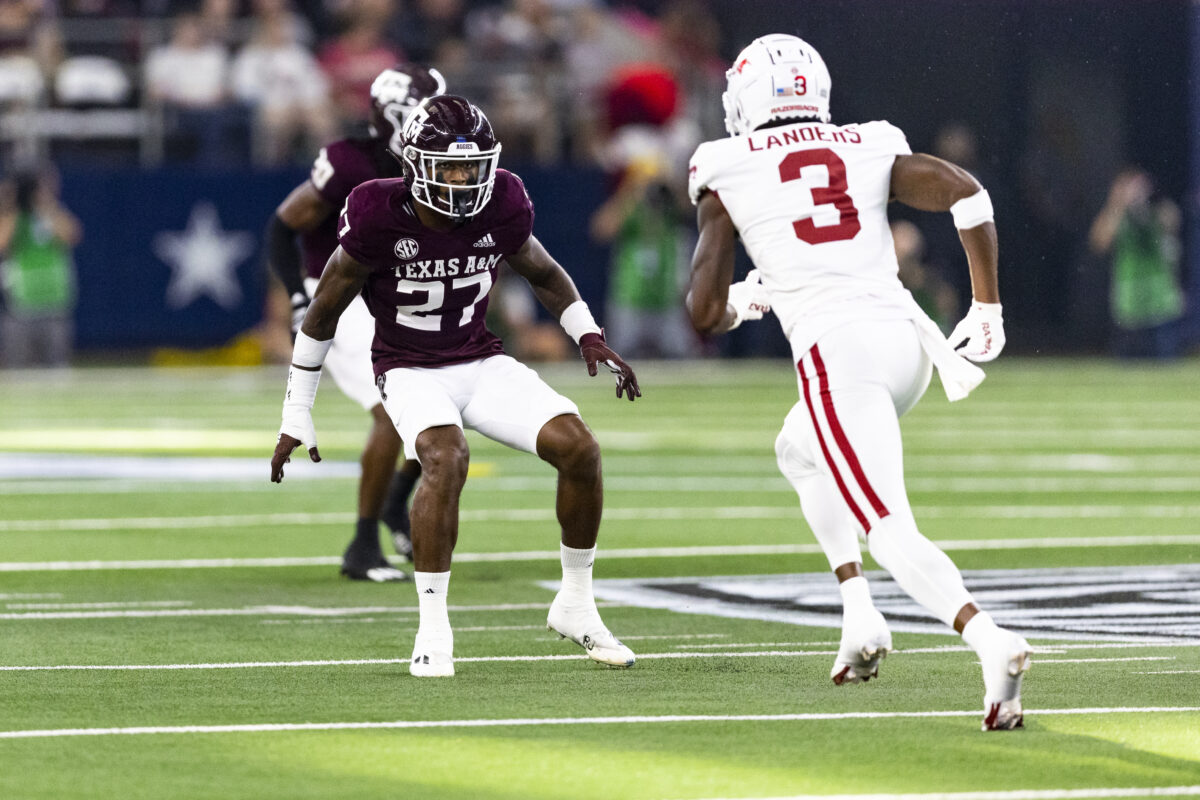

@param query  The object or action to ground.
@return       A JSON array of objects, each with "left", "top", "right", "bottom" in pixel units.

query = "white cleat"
[
  {"left": 546, "top": 595, "right": 635, "bottom": 668},
  {"left": 980, "top": 630, "right": 1031, "bottom": 731},
  {"left": 831, "top": 608, "right": 892, "bottom": 685},
  {"left": 410, "top": 638, "right": 454, "bottom": 677}
]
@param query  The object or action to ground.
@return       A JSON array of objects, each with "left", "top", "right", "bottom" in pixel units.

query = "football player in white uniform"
[{"left": 687, "top": 34, "right": 1030, "bottom": 731}]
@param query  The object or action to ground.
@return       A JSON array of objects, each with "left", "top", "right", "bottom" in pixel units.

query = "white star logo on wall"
[{"left": 154, "top": 202, "right": 255, "bottom": 310}]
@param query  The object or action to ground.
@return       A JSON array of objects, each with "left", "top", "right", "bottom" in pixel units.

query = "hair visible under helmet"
[
  {"left": 399, "top": 94, "right": 502, "bottom": 219},
  {"left": 722, "top": 34, "right": 832, "bottom": 136},
  {"left": 368, "top": 65, "right": 448, "bottom": 158}
]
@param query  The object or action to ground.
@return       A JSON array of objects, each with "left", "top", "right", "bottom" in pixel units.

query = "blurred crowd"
[
  {"left": 0, "top": 0, "right": 1190, "bottom": 366},
  {"left": 0, "top": 0, "right": 727, "bottom": 169}
]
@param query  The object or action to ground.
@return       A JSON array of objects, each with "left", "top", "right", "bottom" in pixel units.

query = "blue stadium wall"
[{"left": 60, "top": 166, "right": 612, "bottom": 350}]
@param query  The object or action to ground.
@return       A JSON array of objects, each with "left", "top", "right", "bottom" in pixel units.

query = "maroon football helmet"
[
  {"left": 367, "top": 65, "right": 447, "bottom": 158},
  {"left": 400, "top": 94, "right": 502, "bottom": 219}
]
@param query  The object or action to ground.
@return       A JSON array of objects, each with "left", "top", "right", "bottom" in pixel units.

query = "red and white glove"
[
  {"left": 579, "top": 330, "right": 641, "bottom": 402},
  {"left": 949, "top": 301, "right": 1005, "bottom": 362},
  {"left": 725, "top": 269, "right": 771, "bottom": 330}
]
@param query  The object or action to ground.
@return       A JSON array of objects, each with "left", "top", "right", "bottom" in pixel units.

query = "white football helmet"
[{"left": 722, "top": 34, "right": 832, "bottom": 136}]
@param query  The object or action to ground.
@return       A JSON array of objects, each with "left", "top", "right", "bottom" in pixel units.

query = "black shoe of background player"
[{"left": 340, "top": 540, "right": 408, "bottom": 582}]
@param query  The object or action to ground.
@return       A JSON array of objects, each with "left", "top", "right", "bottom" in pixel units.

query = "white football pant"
[{"left": 775, "top": 318, "right": 976, "bottom": 627}]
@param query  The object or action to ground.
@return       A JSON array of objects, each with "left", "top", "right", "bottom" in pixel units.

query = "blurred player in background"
[
  {"left": 265, "top": 65, "right": 445, "bottom": 582},
  {"left": 270, "top": 94, "right": 641, "bottom": 677},
  {"left": 686, "top": 34, "right": 1031, "bottom": 731}
]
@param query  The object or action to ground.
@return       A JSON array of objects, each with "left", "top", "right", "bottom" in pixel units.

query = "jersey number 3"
[{"left": 778, "top": 149, "right": 861, "bottom": 244}]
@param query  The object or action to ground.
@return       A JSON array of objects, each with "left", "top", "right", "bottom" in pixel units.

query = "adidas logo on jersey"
[{"left": 473, "top": 234, "right": 496, "bottom": 248}]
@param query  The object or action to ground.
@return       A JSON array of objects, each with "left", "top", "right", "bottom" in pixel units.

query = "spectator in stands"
[
  {"left": 231, "top": 9, "right": 335, "bottom": 165},
  {"left": 655, "top": 0, "right": 726, "bottom": 142},
  {"left": 589, "top": 65, "right": 699, "bottom": 359},
  {"left": 560, "top": 4, "right": 654, "bottom": 162},
  {"left": 317, "top": 0, "right": 403, "bottom": 134},
  {"left": 0, "top": 1, "right": 60, "bottom": 108},
  {"left": 199, "top": 0, "right": 241, "bottom": 49},
  {"left": 251, "top": 0, "right": 316, "bottom": 47},
  {"left": 1088, "top": 168, "right": 1187, "bottom": 359},
  {"left": 0, "top": 165, "right": 82, "bottom": 368},
  {"left": 144, "top": 10, "right": 245, "bottom": 165}
]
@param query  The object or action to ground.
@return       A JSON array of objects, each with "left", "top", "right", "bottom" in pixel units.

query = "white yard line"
[
  {"left": 3, "top": 646, "right": 1195, "bottom": 671},
  {"left": 4, "top": 600, "right": 192, "bottom": 610},
  {"left": 0, "top": 601, "right": 592, "bottom": 620},
  {"left": 688, "top": 787, "right": 1200, "bottom": 800},
  {"left": 1, "top": 708, "right": 1197, "bottom": 740},
  {"left": 5, "top": 534, "right": 1200, "bottom": 573},
  {"left": 1030, "top": 657, "right": 1175, "bottom": 664},
  {"left": 5, "top": 509, "right": 1200, "bottom": 534}
]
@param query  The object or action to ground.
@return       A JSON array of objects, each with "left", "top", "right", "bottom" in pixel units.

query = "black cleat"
[{"left": 340, "top": 542, "right": 408, "bottom": 582}]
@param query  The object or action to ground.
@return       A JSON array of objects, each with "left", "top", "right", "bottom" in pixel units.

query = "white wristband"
[
  {"left": 283, "top": 364, "right": 321, "bottom": 411},
  {"left": 292, "top": 331, "right": 332, "bottom": 369},
  {"left": 971, "top": 300, "right": 1002, "bottom": 316},
  {"left": 559, "top": 300, "right": 602, "bottom": 344},
  {"left": 950, "top": 188, "right": 994, "bottom": 229}
]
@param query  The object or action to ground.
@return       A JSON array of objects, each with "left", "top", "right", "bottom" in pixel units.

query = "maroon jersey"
[
  {"left": 300, "top": 138, "right": 400, "bottom": 279},
  {"left": 338, "top": 169, "right": 535, "bottom": 372}
]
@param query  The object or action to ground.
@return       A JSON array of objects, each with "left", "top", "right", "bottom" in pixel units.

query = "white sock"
[
  {"left": 960, "top": 610, "right": 1002, "bottom": 655},
  {"left": 414, "top": 570, "right": 452, "bottom": 649},
  {"left": 559, "top": 543, "right": 596, "bottom": 607},
  {"left": 867, "top": 515, "right": 974, "bottom": 628},
  {"left": 838, "top": 574, "right": 874, "bottom": 616}
]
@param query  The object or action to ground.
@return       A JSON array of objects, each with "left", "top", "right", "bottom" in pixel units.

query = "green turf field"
[{"left": 1, "top": 358, "right": 1198, "bottom": 799}]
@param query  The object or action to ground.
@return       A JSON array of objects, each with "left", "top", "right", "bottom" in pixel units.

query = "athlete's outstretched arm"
[
  {"left": 507, "top": 233, "right": 640, "bottom": 401},
  {"left": 686, "top": 191, "right": 740, "bottom": 336},
  {"left": 890, "top": 154, "right": 998, "bottom": 305},
  {"left": 270, "top": 246, "right": 371, "bottom": 482},
  {"left": 891, "top": 153, "right": 1003, "bottom": 362}
]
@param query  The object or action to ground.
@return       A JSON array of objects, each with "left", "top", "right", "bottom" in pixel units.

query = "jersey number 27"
[{"left": 778, "top": 149, "right": 861, "bottom": 244}]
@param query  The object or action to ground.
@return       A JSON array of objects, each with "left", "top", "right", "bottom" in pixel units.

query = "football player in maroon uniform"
[
  {"left": 271, "top": 95, "right": 641, "bottom": 677},
  {"left": 266, "top": 66, "right": 445, "bottom": 582}
]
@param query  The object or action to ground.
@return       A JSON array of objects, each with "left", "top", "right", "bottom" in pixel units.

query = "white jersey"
[
  {"left": 689, "top": 120, "right": 922, "bottom": 355},
  {"left": 689, "top": 119, "right": 985, "bottom": 401}
]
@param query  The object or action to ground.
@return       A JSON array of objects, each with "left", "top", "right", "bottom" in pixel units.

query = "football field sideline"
[{"left": 3, "top": 531, "right": 1200, "bottom": 572}]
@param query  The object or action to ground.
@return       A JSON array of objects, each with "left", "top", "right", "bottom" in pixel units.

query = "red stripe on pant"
[
  {"left": 799, "top": 355, "right": 869, "bottom": 532},
  {"left": 801, "top": 346, "right": 891, "bottom": 532}
]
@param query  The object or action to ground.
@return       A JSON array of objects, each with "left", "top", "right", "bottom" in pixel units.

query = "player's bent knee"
[
  {"left": 775, "top": 428, "right": 810, "bottom": 484},
  {"left": 537, "top": 414, "right": 600, "bottom": 477},
  {"left": 414, "top": 427, "right": 470, "bottom": 489}
]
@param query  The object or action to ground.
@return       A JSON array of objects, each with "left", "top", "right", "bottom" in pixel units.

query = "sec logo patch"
[{"left": 394, "top": 238, "right": 419, "bottom": 259}]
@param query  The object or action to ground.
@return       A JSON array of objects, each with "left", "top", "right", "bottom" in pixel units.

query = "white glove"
[
  {"left": 279, "top": 404, "right": 318, "bottom": 452},
  {"left": 948, "top": 301, "right": 1005, "bottom": 362},
  {"left": 725, "top": 269, "right": 771, "bottom": 331},
  {"left": 271, "top": 366, "right": 323, "bottom": 482}
]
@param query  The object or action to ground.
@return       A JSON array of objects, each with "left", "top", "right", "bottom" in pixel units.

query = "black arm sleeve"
[{"left": 266, "top": 214, "right": 307, "bottom": 297}]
